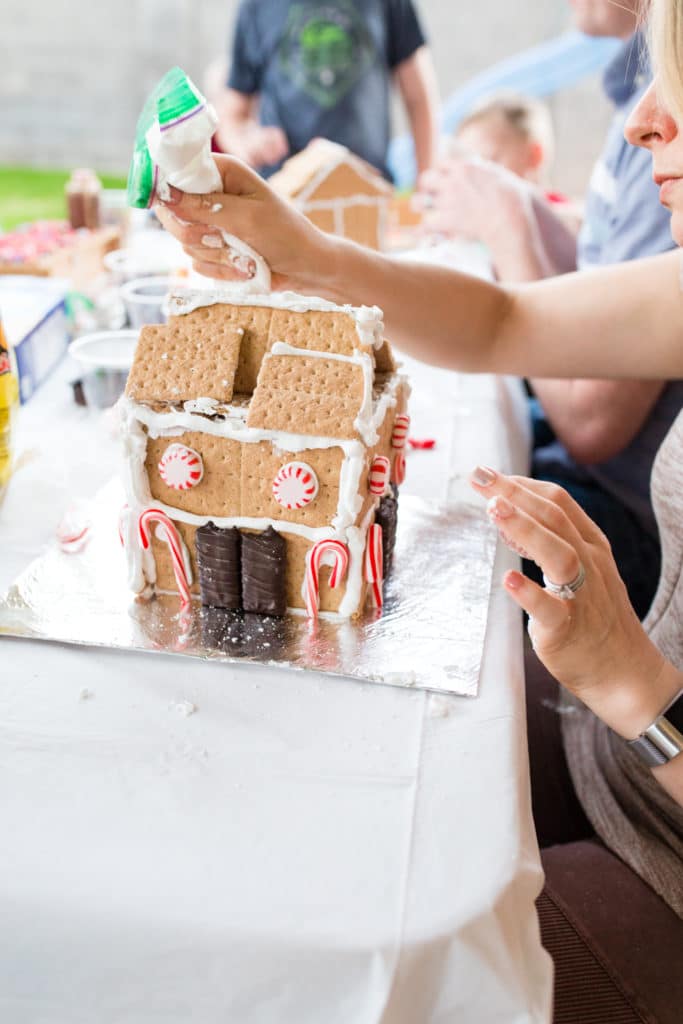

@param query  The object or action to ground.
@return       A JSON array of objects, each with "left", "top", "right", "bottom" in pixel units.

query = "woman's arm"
[{"left": 156, "top": 156, "right": 683, "bottom": 380}]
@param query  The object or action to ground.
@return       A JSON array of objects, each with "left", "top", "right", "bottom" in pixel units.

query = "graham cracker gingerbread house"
[
  {"left": 269, "top": 139, "right": 394, "bottom": 252},
  {"left": 119, "top": 289, "right": 410, "bottom": 619}
]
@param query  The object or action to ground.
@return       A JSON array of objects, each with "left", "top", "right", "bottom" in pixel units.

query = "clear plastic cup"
[
  {"left": 120, "top": 276, "right": 170, "bottom": 327},
  {"left": 68, "top": 329, "right": 139, "bottom": 408}
]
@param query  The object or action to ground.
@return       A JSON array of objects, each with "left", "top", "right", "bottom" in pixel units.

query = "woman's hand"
[
  {"left": 470, "top": 466, "right": 680, "bottom": 738},
  {"left": 154, "top": 155, "right": 336, "bottom": 294}
]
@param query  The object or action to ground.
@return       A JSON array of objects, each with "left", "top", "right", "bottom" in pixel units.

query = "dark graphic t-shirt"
[{"left": 227, "top": 0, "right": 426, "bottom": 177}]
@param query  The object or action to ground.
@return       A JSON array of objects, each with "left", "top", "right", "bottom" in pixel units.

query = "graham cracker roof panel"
[
  {"left": 125, "top": 305, "right": 272, "bottom": 404},
  {"left": 247, "top": 353, "right": 365, "bottom": 439},
  {"left": 267, "top": 308, "right": 371, "bottom": 357},
  {"left": 269, "top": 139, "right": 393, "bottom": 203}
]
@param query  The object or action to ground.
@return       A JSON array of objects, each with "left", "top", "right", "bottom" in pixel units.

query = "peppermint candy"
[
  {"left": 369, "top": 455, "right": 391, "bottom": 495},
  {"left": 391, "top": 414, "right": 411, "bottom": 450},
  {"left": 158, "top": 444, "right": 204, "bottom": 491},
  {"left": 272, "top": 461, "right": 319, "bottom": 510},
  {"left": 392, "top": 451, "right": 406, "bottom": 487}
]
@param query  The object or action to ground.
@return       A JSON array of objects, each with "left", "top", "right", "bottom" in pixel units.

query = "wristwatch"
[{"left": 627, "top": 688, "right": 683, "bottom": 767}]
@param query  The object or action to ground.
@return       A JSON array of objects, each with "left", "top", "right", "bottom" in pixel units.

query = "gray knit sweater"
[{"left": 562, "top": 410, "right": 683, "bottom": 918}]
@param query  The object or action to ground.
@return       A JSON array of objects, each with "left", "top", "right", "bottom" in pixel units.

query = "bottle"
[
  {"left": 0, "top": 313, "right": 19, "bottom": 503},
  {"left": 66, "top": 168, "right": 102, "bottom": 230}
]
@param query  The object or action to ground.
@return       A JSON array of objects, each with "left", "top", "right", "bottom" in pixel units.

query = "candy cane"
[
  {"left": 364, "top": 524, "right": 384, "bottom": 609},
  {"left": 304, "top": 539, "right": 349, "bottom": 619},
  {"left": 391, "top": 414, "right": 411, "bottom": 450},
  {"left": 138, "top": 508, "right": 191, "bottom": 609}
]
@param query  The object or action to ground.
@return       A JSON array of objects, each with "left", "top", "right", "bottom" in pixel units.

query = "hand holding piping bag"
[
  {"left": 469, "top": 466, "right": 679, "bottom": 739},
  {"left": 154, "top": 155, "right": 328, "bottom": 293},
  {"left": 128, "top": 67, "right": 308, "bottom": 293}
]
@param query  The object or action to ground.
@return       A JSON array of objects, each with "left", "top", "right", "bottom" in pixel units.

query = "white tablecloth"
[{"left": 0, "top": 335, "right": 552, "bottom": 1023}]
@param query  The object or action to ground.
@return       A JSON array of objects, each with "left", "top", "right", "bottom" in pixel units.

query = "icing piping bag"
[{"left": 127, "top": 66, "right": 271, "bottom": 293}]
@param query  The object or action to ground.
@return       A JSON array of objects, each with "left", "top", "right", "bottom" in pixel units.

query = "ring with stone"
[{"left": 542, "top": 563, "right": 586, "bottom": 600}]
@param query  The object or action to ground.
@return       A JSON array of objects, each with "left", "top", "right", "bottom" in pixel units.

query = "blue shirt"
[
  {"left": 534, "top": 34, "right": 683, "bottom": 539},
  {"left": 227, "top": 0, "right": 426, "bottom": 178}
]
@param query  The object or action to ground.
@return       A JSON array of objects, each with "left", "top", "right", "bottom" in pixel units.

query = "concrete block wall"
[{"left": 3, "top": 0, "right": 612, "bottom": 194}]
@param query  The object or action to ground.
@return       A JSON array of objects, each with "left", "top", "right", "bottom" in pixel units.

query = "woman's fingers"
[
  {"left": 470, "top": 466, "right": 606, "bottom": 548},
  {"left": 188, "top": 259, "right": 250, "bottom": 283},
  {"left": 503, "top": 570, "right": 572, "bottom": 633},
  {"left": 157, "top": 156, "right": 263, "bottom": 225},
  {"left": 487, "top": 494, "right": 583, "bottom": 585}
]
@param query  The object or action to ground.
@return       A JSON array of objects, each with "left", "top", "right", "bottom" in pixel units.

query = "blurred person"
[
  {"left": 454, "top": 91, "right": 555, "bottom": 185},
  {"left": 209, "top": 0, "right": 439, "bottom": 179},
  {"left": 418, "top": 2, "right": 680, "bottom": 621}
]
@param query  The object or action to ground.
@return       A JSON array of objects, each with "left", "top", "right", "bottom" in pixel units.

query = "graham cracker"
[
  {"left": 241, "top": 441, "right": 344, "bottom": 527},
  {"left": 305, "top": 208, "right": 337, "bottom": 235},
  {"left": 146, "top": 430, "right": 243, "bottom": 518},
  {"left": 268, "top": 308, "right": 369, "bottom": 357},
  {"left": 375, "top": 341, "right": 396, "bottom": 374},
  {"left": 304, "top": 159, "right": 389, "bottom": 202},
  {"left": 233, "top": 305, "right": 275, "bottom": 394},
  {"left": 151, "top": 518, "right": 200, "bottom": 596},
  {"left": 342, "top": 203, "right": 382, "bottom": 250},
  {"left": 125, "top": 305, "right": 244, "bottom": 404},
  {"left": 246, "top": 353, "right": 366, "bottom": 439}
]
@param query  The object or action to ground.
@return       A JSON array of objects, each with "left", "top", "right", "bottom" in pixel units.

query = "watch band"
[{"left": 627, "top": 687, "right": 683, "bottom": 767}]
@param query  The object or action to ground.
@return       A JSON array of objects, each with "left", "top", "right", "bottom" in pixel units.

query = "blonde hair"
[
  {"left": 649, "top": 0, "right": 683, "bottom": 117},
  {"left": 456, "top": 92, "right": 555, "bottom": 167}
]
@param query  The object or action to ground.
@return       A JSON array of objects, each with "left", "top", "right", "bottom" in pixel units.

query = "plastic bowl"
[
  {"left": 121, "top": 276, "right": 170, "bottom": 327},
  {"left": 68, "top": 329, "right": 139, "bottom": 408}
]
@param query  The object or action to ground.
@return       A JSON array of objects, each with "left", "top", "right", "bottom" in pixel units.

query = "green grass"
[{"left": 0, "top": 167, "right": 127, "bottom": 230}]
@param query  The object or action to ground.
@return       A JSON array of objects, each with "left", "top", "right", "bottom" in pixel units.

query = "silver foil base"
[{"left": 1, "top": 480, "right": 496, "bottom": 696}]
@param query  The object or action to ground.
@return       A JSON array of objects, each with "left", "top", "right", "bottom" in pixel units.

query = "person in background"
[
  {"left": 418, "top": 0, "right": 680, "bottom": 621},
  {"left": 208, "top": 0, "right": 439, "bottom": 180},
  {"left": 454, "top": 92, "right": 555, "bottom": 186},
  {"left": 155, "top": 0, "right": 683, "bottom": 1005}
]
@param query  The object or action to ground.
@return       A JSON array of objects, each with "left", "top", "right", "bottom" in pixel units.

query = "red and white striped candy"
[
  {"left": 392, "top": 451, "right": 406, "bottom": 486},
  {"left": 138, "top": 507, "right": 191, "bottom": 609},
  {"left": 304, "top": 539, "right": 349, "bottom": 619},
  {"left": 369, "top": 455, "right": 390, "bottom": 495},
  {"left": 391, "top": 414, "right": 411, "bottom": 450},
  {"left": 158, "top": 444, "right": 204, "bottom": 491},
  {"left": 364, "top": 524, "right": 384, "bottom": 609},
  {"left": 272, "top": 461, "right": 319, "bottom": 510}
]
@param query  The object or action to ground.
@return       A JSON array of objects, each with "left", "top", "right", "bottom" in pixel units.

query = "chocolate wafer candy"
[
  {"left": 375, "top": 492, "right": 398, "bottom": 576},
  {"left": 241, "top": 526, "right": 287, "bottom": 616},
  {"left": 196, "top": 523, "right": 242, "bottom": 609}
]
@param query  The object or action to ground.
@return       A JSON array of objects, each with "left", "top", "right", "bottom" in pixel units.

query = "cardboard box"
[{"left": 0, "top": 276, "right": 69, "bottom": 403}]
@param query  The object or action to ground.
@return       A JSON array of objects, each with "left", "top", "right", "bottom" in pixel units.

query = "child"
[{"left": 453, "top": 92, "right": 554, "bottom": 185}]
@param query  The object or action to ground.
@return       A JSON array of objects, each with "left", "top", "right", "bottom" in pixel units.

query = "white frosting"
[
  {"left": 220, "top": 232, "right": 272, "bottom": 294},
  {"left": 201, "top": 234, "right": 223, "bottom": 249},
  {"left": 147, "top": 105, "right": 222, "bottom": 196},
  {"left": 183, "top": 397, "right": 220, "bottom": 416}
]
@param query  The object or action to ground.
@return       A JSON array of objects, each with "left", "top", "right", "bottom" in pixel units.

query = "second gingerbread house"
[{"left": 269, "top": 139, "right": 394, "bottom": 251}]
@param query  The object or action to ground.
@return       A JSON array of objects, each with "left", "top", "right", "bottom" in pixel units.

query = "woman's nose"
[{"left": 625, "top": 80, "right": 678, "bottom": 149}]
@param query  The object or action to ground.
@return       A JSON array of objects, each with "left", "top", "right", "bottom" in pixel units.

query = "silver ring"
[{"left": 542, "top": 563, "right": 586, "bottom": 600}]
